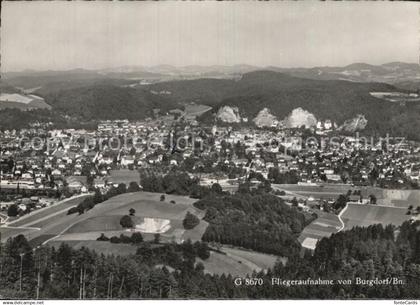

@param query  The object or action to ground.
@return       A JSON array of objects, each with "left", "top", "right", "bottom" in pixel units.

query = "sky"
[{"left": 1, "top": 1, "right": 419, "bottom": 72}]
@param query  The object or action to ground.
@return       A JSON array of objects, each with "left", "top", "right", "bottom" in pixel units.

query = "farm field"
[
  {"left": 0, "top": 195, "right": 90, "bottom": 242},
  {"left": 273, "top": 183, "right": 357, "bottom": 200},
  {"left": 198, "top": 251, "right": 254, "bottom": 277},
  {"left": 1, "top": 192, "right": 207, "bottom": 247},
  {"left": 108, "top": 169, "right": 140, "bottom": 185},
  {"left": 341, "top": 203, "right": 413, "bottom": 230},
  {"left": 198, "top": 247, "right": 282, "bottom": 277},
  {"left": 184, "top": 104, "right": 212, "bottom": 117},
  {"left": 48, "top": 240, "right": 138, "bottom": 256},
  {"left": 274, "top": 184, "right": 420, "bottom": 208},
  {"left": 360, "top": 189, "right": 420, "bottom": 208},
  {"left": 221, "top": 247, "right": 284, "bottom": 271},
  {"left": 54, "top": 192, "right": 205, "bottom": 244},
  {"left": 298, "top": 211, "right": 342, "bottom": 250},
  {"left": 6, "top": 195, "right": 88, "bottom": 228}
]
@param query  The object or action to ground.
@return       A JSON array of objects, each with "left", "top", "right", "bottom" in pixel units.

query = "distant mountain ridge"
[
  {"left": 1, "top": 66, "right": 420, "bottom": 140},
  {"left": 4, "top": 62, "right": 419, "bottom": 89}
]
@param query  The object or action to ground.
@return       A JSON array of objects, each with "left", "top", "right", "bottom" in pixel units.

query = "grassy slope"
[{"left": 341, "top": 203, "right": 412, "bottom": 230}]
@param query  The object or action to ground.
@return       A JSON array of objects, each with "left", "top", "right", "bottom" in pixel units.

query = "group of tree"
[
  {"left": 67, "top": 181, "right": 141, "bottom": 215},
  {"left": 97, "top": 232, "right": 144, "bottom": 244},
  {"left": 140, "top": 171, "right": 200, "bottom": 196},
  {"left": 182, "top": 212, "right": 200, "bottom": 230},
  {"left": 194, "top": 192, "right": 316, "bottom": 257},
  {"left": 267, "top": 168, "right": 299, "bottom": 184},
  {"left": 141, "top": 170, "right": 225, "bottom": 200}
]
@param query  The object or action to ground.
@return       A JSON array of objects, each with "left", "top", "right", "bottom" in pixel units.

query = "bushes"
[
  {"left": 97, "top": 232, "right": 144, "bottom": 244},
  {"left": 67, "top": 206, "right": 79, "bottom": 215},
  {"left": 183, "top": 212, "right": 200, "bottom": 230},
  {"left": 67, "top": 197, "right": 95, "bottom": 215},
  {"left": 110, "top": 236, "right": 121, "bottom": 244},
  {"left": 97, "top": 233, "right": 109, "bottom": 241},
  {"left": 131, "top": 232, "right": 143, "bottom": 244}
]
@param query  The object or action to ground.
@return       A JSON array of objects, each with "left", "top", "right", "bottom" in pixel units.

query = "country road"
[{"left": 0, "top": 194, "right": 91, "bottom": 242}]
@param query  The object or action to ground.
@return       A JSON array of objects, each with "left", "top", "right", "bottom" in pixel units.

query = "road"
[
  {"left": 337, "top": 204, "right": 348, "bottom": 232},
  {"left": 0, "top": 194, "right": 91, "bottom": 243}
]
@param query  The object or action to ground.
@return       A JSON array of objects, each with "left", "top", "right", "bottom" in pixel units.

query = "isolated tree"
[
  {"left": 117, "top": 183, "right": 127, "bottom": 194},
  {"left": 211, "top": 183, "right": 223, "bottom": 194},
  {"left": 129, "top": 208, "right": 136, "bottom": 216},
  {"left": 183, "top": 212, "right": 200, "bottom": 230},
  {"left": 128, "top": 181, "right": 141, "bottom": 193},
  {"left": 160, "top": 194, "right": 165, "bottom": 202},
  {"left": 369, "top": 194, "right": 377, "bottom": 205},
  {"left": 7, "top": 204, "right": 19, "bottom": 217},
  {"left": 120, "top": 215, "right": 134, "bottom": 228},
  {"left": 97, "top": 233, "right": 109, "bottom": 241},
  {"left": 291, "top": 197, "right": 299, "bottom": 207}
]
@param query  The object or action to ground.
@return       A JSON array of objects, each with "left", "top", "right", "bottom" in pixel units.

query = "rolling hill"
[{"left": 38, "top": 84, "right": 181, "bottom": 120}]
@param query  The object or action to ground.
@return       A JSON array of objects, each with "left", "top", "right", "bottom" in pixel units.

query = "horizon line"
[{"left": 3, "top": 61, "right": 419, "bottom": 74}]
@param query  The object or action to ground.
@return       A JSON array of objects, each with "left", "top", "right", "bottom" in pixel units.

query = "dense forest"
[
  {"left": 194, "top": 192, "right": 316, "bottom": 257},
  {"left": 0, "top": 108, "right": 97, "bottom": 131},
  {"left": 251, "top": 222, "right": 420, "bottom": 299}
]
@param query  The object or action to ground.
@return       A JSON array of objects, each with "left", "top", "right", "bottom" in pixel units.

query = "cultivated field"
[
  {"left": 1, "top": 192, "right": 207, "bottom": 248},
  {"left": 359, "top": 188, "right": 420, "bottom": 208},
  {"left": 184, "top": 104, "right": 212, "bottom": 117},
  {"left": 48, "top": 240, "right": 138, "bottom": 256},
  {"left": 341, "top": 203, "right": 413, "bottom": 230},
  {"left": 198, "top": 247, "right": 283, "bottom": 277},
  {"left": 273, "top": 183, "right": 358, "bottom": 200},
  {"left": 47, "top": 192, "right": 207, "bottom": 245},
  {"left": 298, "top": 211, "right": 342, "bottom": 250},
  {"left": 0, "top": 195, "right": 90, "bottom": 242},
  {"left": 273, "top": 184, "right": 420, "bottom": 208},
  {"left": 108, "top": 169, "right": 140, "bottom": 185}
]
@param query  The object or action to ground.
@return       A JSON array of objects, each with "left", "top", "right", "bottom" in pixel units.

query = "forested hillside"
[
  {"left": 2, "top": 221, "right": 420, "bottom": 299},
  {"left": 1, "top": 70, "right": 420, "bottom": 140},
  {"left": 38, "top": 85, "right": 181, "bottom": 120}
]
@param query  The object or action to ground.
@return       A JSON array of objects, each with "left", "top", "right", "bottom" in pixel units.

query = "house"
[
  {"left": 121, "top": 156, "right": 135, "bottom": 167},
  {"left": 94, "top": 178, "right": 106, "bottom": 188}
]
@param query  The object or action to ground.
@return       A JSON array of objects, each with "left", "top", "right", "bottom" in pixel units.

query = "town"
[{"left": 1, "top": 112, "right": 419, "bottom": 220}]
